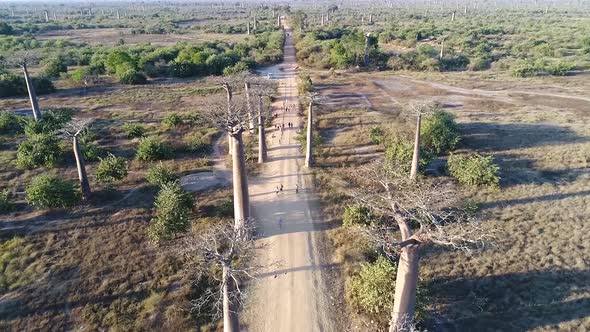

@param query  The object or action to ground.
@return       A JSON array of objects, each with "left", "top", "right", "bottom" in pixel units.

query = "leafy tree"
[
  {"left": 118, "top": 69, "right": 147, "bottom": 85},
  {"left": 0, "top": 189, "right": 13, "bottom": 214},
  {"left": 148, "top": 181, "right": 194, "bottom": 244},
  {"left": 16, "top": 133, "right": 62, "bottom": 169},
  {"left": 26, "top": 175, "right": 80, "bottom": 209},
  {"left": 448, "top": 153, "right": 500, "bottom": 187},
  {"left": 43, "top": 56, "right": 67, "bottom": 78},
  {"left": 348, "top": 256, "right": 397, "bottom": 323},
  {"left": 95, "top": 153, "right": 128, "bottom": 184},
  {"left": 146, "top": 163, "right": 177, "bottom": 187},
  {"left": 0, "top": 111, "right": 23, "bottom": 135},
  {"left": 122, "top": 122, "right": 146, "bottom": 139},
  {"left": 342, "top": 204, "right": 376, "bottom": 227},
  {"left": 421, "top": 110, "right": 460, "bottom": 155},
  {"left": 0, "top": 23, "right": 14, "bottom": 35},
  {"left": 384, "top": 135, "right": 432, "bottom": 174},
  {"left": 136, "top": 137, "right": 172, "bottom": 161}
]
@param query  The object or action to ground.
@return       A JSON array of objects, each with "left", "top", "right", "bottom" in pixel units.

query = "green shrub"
[
  {"left": 16, "top": 133, "right": 62, "bottom": 169},
  {"left": 136, "top": 137, "right": 172, "bottom": 161},
  {"left": 384, "top": 135, "right": 433, "bottom": 173},
  {"left": 421, "top": 111, "right": 460, "bottom": 155},
  {"left": 369, "top": 126, "right": 384, "bottom": 145},
  {"left": 26, "top": 175, "right": 80, "bottom": 209},
  {"left": 148, "top": 182, "right": 194, "bottom": 244},
  {"left": 43, "top": 56, "right": 67, "bottom": 78},
  {"left": 146, "top": 163, "right": 177, "bottom": 187},
  {"left": 0, "top": 189, "right": 13, "bottom": 214},
  {"left": 0, "top": 111, "right": 23, "bottom": 135},
  {"left": 546, "top": 62, "right": 574, "bottom": 76},
  {"left": 122, "top": 122, "right": 146, "bottom": 139},
  {"left": 119, "top": 69, "right": 147, "bottom": 85},
  {"left": 96, "top": 153, "right": 128, "bottom": 184},
  {"left": 512, "top": 62, "right": 539, "bottom": 77},
  {"left": 348, "top": 255, "right": 397, "bottom": 322},
  {"left": 448, "top": 153, "right": 500, "bottom": 187},
  {"left": 186, "top": 134, "right": 212, "bottom": 155},
  {"left": 162, "top": 113, "right": 183, "bottom": 129},
  {"left": 298, "top": 73, "right": 313, "bottom": 94},
  {"left": 23, "top": 108, "right": 74, "bottom": 135},
  {"left": 0, "top": 237, "right": 38, "bottom": 292},
  {"left": 82, "top": 142, "right": 105, "bottom": 162},
  {"left": 342, "top": 204, "right": 376, "bottom": 227}
]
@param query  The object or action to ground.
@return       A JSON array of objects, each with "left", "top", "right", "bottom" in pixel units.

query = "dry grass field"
[{"left": 308, "top": 69, "right": 590, "bottom": 331}]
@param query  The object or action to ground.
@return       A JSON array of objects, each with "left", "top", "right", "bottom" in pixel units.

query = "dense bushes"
[
  {"left": 148, "top": 182, "right": 194, "bottom": 244},
  {"left": 0, "top": 190, "right": 12, "bottom": 214},
  {"left": 421, "top": 111, "right": 460, "bottom": 154},
  {"left": 347, "top": 256, "right": 397, "bottom": 323},
  {"left": 0, "top": 112, "right": 23, "bottom": 134},
  {"left": 136, "top": 137, "right": 172, "bottom": 161},
  {"left": 95, "top": 154, "right": 128, "bottom": 184},
  {"left": 342, "top": 204, "right": 376, "bottom": 227},
  {"left": 162, "top": 113, "right": 183, "bottom": 129},
  {"left": 118, "top": 69, "right": 147, "bottom": 85},
  {"left": 186, "top": 133, "right": 212, "bottom": 155},
  {"left": 448, "top": 153, "right": 500, "bottom": 187},
  {"left": 43, "top": 56, "right": 67, "bottom": 78},
  {"left": 26, "top": 175, "right": 79, "bottom": 209}
]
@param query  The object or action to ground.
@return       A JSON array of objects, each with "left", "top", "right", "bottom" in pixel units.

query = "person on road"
[
  {"left": 295, "top": 183, "right": 299, "bottom": 193},
  {"left": 280, "top": 184, "right": 283, "bottom": 192},
  {"left": 278, "top": 218, "right": 283, "bottom": 229},
  {"left": 276, "top": 186, "right": 279, "bottom": 194}
]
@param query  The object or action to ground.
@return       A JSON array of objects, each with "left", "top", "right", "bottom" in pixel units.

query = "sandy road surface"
[{"left": 245, "top": 26, "right": 336, "bottom": 332}]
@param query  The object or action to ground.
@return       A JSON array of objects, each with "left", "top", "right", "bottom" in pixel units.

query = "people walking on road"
[
  {"left": 278, "top": 218, "right": 283, "bottom": 229},
  {"left": 295, "top": 183, "right": 299, "bottom": 193},
  {"left": 276, "top": 186, "right": 279, "bottom": 194},
  {"left": 280, "top": 184, "right": 283, "bottom": 192}
]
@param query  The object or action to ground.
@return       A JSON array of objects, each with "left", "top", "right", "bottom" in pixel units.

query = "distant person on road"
[
  {"left": 280, "top": 184, "right": 284, "bottom": 192},
  {"left": 295, "top": 184, "right": 299, "bottom": 193},
  {"left": 278, "top": 218, "right": 283, "bottom": 229},
  {"left": 276, "top": 186, "right": 280, "bottom": 194}
]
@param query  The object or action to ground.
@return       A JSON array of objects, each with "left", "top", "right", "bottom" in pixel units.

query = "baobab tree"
[
  {"left": 211, "top": 72, "right": 249, "bottom": 155},
  {"left": 247, "top": 78, "right": 274, "bottom": 163},
  {"left": 206, "top": 93, "right": 250, "bottom": 231},
  {"left": 62, "top": 118, "right": 92, "bottom": 199},
  {"left": 181, "top": 223, "right": 259, "bottom": 332},
  {"left": 351, "top": 160, "right": 493, "bottom": 331},
  {"left": 303, "top": 92, "right": 321, "bottom": 168},
  {"left": 13, "top": 56, "right": 42, "bottom": 121},
  {"left": 408, "top": 102, "right": 437, "bottom": 180}
]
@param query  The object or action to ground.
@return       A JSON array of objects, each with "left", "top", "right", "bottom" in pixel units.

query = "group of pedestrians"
[{"left": 275, "top": 183, "right": 299, "bottom": 194}]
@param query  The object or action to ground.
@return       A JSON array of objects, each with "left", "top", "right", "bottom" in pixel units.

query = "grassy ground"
[{"left": 307, "top": 69, "right": 590, "bottom": 331}]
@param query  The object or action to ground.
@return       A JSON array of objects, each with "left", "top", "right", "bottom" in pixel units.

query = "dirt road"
[{"left": 246, "top": 26, "right": 336, "bottom": 332}]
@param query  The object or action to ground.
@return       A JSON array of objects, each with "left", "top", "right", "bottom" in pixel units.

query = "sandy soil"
[{"left": 244, "top": 26, "right": 337, "bottom": 332}]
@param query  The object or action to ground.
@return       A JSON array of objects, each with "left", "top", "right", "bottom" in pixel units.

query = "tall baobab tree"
[
  {"left": 408, "top": 102, "right": 436, "bottom": 181},
  {"left": 211, "top": 72, "right": 248, "bottom": 155},
  {"left": 303, "top": 92, "right": 321, "bottom": 168},
  {"left": 206, "top": 91, "right": 250, "bottom": 231},
  {"left": 14, "top": 56, "right": 42, "bottom": 121},
  {"left": 351, "top": 161, "right": 493, "bottom": 331},
  {"left": 182, "top": 223, "right": 260, "bottom": 332},
  {"left": 62, "top": 118, "right": 93, "bottom": 199},
  {"left": 248, "top": 79, "right": 274, "bottom": 163}
]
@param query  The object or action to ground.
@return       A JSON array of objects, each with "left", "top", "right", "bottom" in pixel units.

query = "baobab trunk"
[
  {"left": 73, "top": 136, "right": 91, "bottom": 199},
  {"left": 389, "top": 244, "right": 421, "bottom": 332},
  {"left": 451, "top": 11, "right": 455, "bottom": 22},
  {"left": 231, "top": 131, "right": 249, "bottom": 229},
  {"left": 305, "top": 101, "right": 313, "bottom": 168},
  {"left": 244, "top": 82, "right": 255, "bottom": 132},
  {"left": 247, "top": 20, "right": 251, "bottom": 35},
  {"left": 439, "top": 41, "right": 444, "bottom": 59},
  {"left": 409, "top": 113, "right": 421, "bottom": 180},
  {"left": 222, "top": 264, "right": 239, "bottom": 332},
  {"left": 258, "top": 102, "right": 267, "bottom": 163},
  {"left": 22, "top": 64, "right": 42, "bottom": 121},
  {"left": 277, "top": 15, "right": 280, "bottom": 27}
]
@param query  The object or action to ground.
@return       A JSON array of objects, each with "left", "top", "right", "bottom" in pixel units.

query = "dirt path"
[{"left": 245, "top": 26, "right": 337, "bottom": 332}]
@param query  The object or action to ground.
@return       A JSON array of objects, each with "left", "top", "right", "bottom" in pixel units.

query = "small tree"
[
  {"left": 136, "top": 137, "right": 172, "bottom": 161},
  {"left": 146, "top": 162, "right": 177, "bottom": 187},
  {"left": 448, "top": 153, "right": 500, "bottom": 187},
  {"left": 26, "top": 175, "right": 80, "bottom": 209},
  {"left": 43, "top": 56, "right": 67, "bottom": 78},
  {"left": 384, "top": 135, "right": 432, "bottom": 175},
  {"left": 342, "top": 204, "right": 376, "bottom": 227},
  {"left": 16, "top": 132, "right": 62, "bottom": 169},
  {"left": 0, "top": 189, "right": 13, "bottom": 214},
  {"left": 122, "top": 122, "right": 146, "bottom": 139},
  {"left": 421, "top": 110, "right": 460, "bottom": 155},
  {"left": 96, "top": 153, "right": 128, "bottom": 184},
  {"left": 148, "top": 181, "right": 194, "bottom": 244},
  {"left": 162, "top": 113, "right": 183, "bottom": 129}
]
